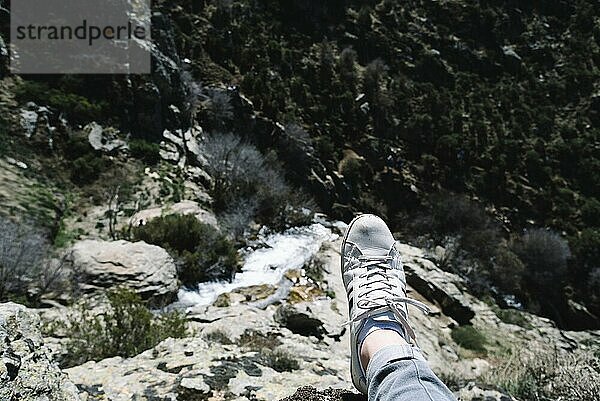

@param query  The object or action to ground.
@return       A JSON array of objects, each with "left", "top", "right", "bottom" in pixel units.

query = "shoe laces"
[{"left": 344, "top": 255, "right": 430, "bottom": 344}]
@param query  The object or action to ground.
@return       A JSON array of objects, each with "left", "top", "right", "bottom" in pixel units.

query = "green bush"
[
  {"left": 15, "top": 80, "right": 106, "bottom": 124},
  {"left": 133, "top": 214, "right": 239, "bottom": 286},
  {"left": 451, "top": 325, "right": 487, "bottom": 353},
  {"left": 71, "top": 154, "right": 108, "bottom": 185},
  {"left": 129, "top": 139, "right": 161, "bottom": 165},
  {"left": 0, "top": 217, "right": 70, "bottom": 305},
  {"left": 59, "top": 288, "right": 187, "bottom": 367},
  {"left": 491, "top": 246, "right": 526, "bottom": 295},
  {"left": 64, "top": 135, "right": 94, "bottom": 161}
]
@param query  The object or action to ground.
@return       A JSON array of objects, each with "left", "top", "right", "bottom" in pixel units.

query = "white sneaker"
[{"left": 341, "top": 214, "right": 430, "bottom": 394}]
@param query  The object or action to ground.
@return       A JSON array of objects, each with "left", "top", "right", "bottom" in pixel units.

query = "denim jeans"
[{"left": 366, "top": 345, "right": 457, "bottom": 401}]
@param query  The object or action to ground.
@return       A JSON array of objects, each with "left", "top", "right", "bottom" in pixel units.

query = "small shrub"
[
  {"left": 432, "top": 195, "right": 500, "bottom": 257},
  {"left": 238, "top": 329, "right": 282, "bottom": 351},
  {"left": 59, "top": 288, "right": 187, "bottom": 367},
  {"left": 203, "top": 329, "right": 233, "bottom": 344},
  {"left": 512, "top": 229, "right": 570, "bottom": 294},
  {"left": 0, "top": 217, "right": 49, "bottom": 301},
  {"left": 129, "top": 139, "right": 160, "bottom": 165},
  {"left": 491, "top": 246, "right": 526, "bottom": 295},
  {"left": 15, "top": 80, "right": 106, "bottom": 124},
  {"left": 304, "top": 255, "right": 326, "bottom": 283},
  {"left": 206, "top": 89, "right": 234, "bottom": 129},
  {"left": 201, "top": 133, "right": 275, "bottom": 209},
  {"left": 200, "top": 133, "right": 316, "bottom": 228},
  {"left": 133, "top": 214, "right": 239, "bottom": 286},
  {"left": 431, "top": 195, "right": 491, "bottom": 235},
  {"left": 64, "top": 135, "right": 93, "bottom": 161},
  {"left": 259, "top": 349, "right": 300, "bottom": 372},
  {"left": 451, "top": 325, "right": 487, "bottom": 353},
  {"left": 70, "top": 154, "right": 109, "bottom": 185},
  {"left": 218, "top": 198, "right": 258, "bottom": 241}
]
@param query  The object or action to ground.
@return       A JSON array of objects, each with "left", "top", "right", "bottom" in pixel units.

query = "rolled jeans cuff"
[{"left": 366, "top": 344, "right": 427, "bottom": 382}]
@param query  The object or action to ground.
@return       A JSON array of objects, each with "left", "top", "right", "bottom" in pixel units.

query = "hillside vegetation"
[{"left": 0, "top": 1, "right": 599, "bottom": 330}]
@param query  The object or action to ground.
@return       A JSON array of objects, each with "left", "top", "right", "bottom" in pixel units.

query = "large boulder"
[
  {"left": 397, "top": 244, "right": 476, "bottom": 325},
  {"left": 0, "top": 303, "right": 80, "bottom": 401},
  {"left": 68, "top": 240, "right": 178, "bottom": 304}
]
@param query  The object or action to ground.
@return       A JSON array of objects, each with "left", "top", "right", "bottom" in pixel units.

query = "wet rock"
[
  {"left": 68, "top": 239, "right": 178, "bottom": 304},
  {"left": 85, "top": 122, "right": 128, "bottom": 153},
  {"left": 0, "top": 302, "right": 80, "bottom": 401}
]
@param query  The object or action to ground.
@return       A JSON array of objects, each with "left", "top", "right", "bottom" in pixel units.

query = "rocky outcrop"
[
  {"left": 160, "top": 127, "right": 208, "bottom": 170},
  {"left": 85, "top": 122, "right": 128, "bottom": 153},
  {"left": 130, "top": 200, "right": 218, "bottom": 229},
  {"left": 397, "top": 244, "right": 476, "bottom": 324},
  {"left": 0, "top": 303, "right": 80, "bottom": 401},
  {"left": 18, "top": 101, "right": 62, "bottom": 148},
  {"left": 32, "top": 230, "right": 600, "bottom": 401},
  {"left": 68, "top": 240, "right": 178, "bottom": 303},
  {"left": 66, "top": 303, "right": 352, "bottom": 401}
]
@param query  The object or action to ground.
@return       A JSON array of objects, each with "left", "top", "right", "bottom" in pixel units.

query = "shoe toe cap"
[{"left": 345, "top": 214, "right": 394, "bottom": 255}]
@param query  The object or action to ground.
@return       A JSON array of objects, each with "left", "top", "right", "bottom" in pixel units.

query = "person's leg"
[
  {"left": 362, "top": 330, "right": 456, "bottom": 401},
  {"left": 340, "top": 214, "right": 456, "bottom": 400}
]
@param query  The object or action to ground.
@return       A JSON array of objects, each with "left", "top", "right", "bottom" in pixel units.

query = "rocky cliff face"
[{"left": 2, "top": 227, "right": 599, "bottom": 401}]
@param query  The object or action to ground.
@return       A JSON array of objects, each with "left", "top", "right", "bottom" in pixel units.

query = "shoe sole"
[{"left": 341, "top": 214, "right": 382, "bottom": 394}]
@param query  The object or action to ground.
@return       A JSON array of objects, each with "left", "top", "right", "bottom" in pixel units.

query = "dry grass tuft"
[{"left": 485, "top": 346, "right": 600, "bottom": 401}]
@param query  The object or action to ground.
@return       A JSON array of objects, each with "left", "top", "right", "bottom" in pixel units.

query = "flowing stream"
[{"left": 177, "top": 223, "right": 337, "bottom": 306}]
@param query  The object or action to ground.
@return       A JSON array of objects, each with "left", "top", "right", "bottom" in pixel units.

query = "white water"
[{"left": 177, "top": 223, "right": 336, "bottom": 306}]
